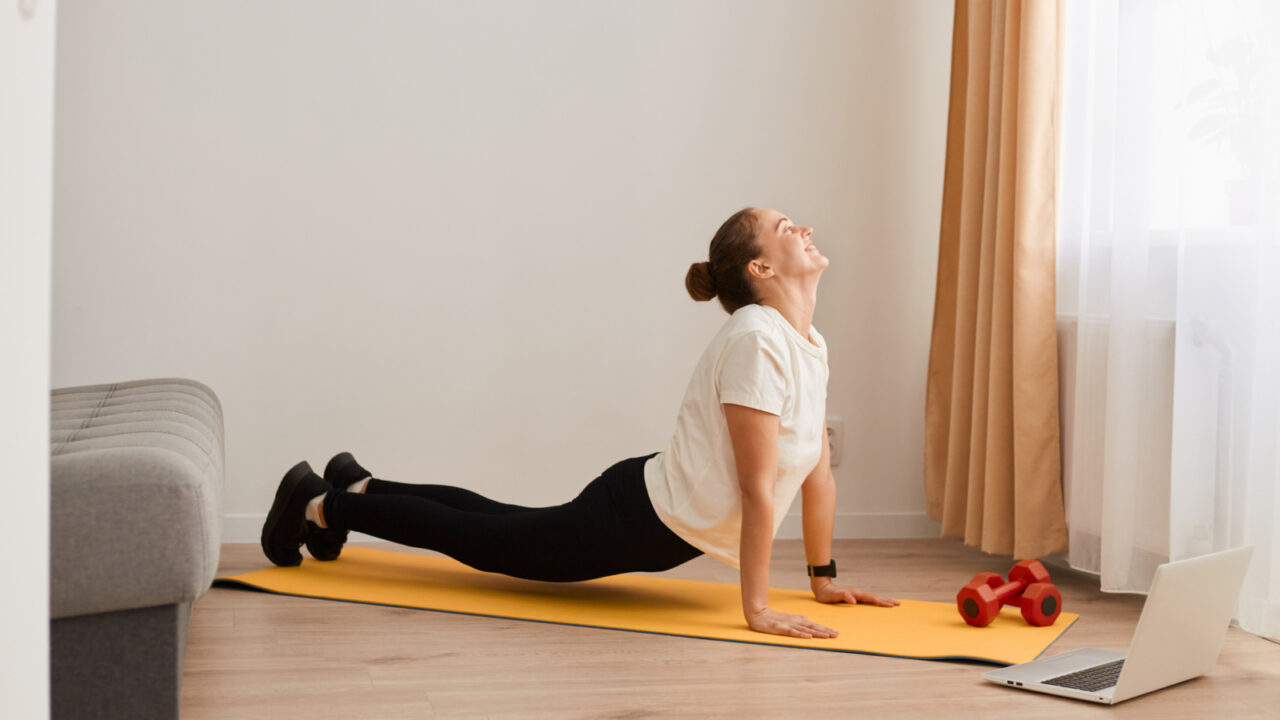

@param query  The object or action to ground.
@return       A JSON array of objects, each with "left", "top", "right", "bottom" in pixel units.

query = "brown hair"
[{"left": 685, "top": 207, "right": 762, "bottom": 314}]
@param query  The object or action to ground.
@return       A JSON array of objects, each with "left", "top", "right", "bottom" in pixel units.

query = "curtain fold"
[{"left": 925, "top": 0, "right": 1068, "bottom": 559}]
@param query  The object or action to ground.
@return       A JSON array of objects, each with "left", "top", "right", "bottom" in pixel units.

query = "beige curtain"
[{"left": 924, "top": 0, "right": 1067, "bottom": 559}]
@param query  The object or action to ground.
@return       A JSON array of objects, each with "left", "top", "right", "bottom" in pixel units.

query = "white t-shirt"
[{"left": 644, "top": 303, "right": 829, "bottom": 568}]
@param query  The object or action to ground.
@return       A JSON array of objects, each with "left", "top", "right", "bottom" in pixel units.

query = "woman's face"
[{"left": 750, "top": 208, "right": 829, "bottom": 283}]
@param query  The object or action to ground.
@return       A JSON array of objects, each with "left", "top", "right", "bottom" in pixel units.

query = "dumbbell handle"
[{"left": 988, "top": 579, "right": 1029, "bottom": 604}]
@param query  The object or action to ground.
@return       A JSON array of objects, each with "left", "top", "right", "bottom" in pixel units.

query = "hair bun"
[{"left": 685, "top": 261, "right": 717, "bottom": 302}]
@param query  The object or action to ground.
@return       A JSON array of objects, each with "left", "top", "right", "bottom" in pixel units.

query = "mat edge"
[{"left": 211, "top": 577, "right": 1031, "bottom": 666}]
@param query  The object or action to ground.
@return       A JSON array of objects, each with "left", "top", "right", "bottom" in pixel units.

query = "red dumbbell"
[{"left": 956, "top": 559, "right": 1063, "bottom": 627}]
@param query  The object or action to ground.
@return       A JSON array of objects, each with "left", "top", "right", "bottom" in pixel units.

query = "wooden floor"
[{"left": 183, "top": 539, "right": 1280, "bottom": 719}]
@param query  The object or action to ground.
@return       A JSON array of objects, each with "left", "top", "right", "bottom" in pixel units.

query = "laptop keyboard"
[{"left": 1043, "top": 659, "right": 1126, "bottom": 692}]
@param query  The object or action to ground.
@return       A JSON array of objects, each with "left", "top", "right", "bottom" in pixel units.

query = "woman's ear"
[{"left": 748, "top": 259, "right": 772, "bottom": 281}]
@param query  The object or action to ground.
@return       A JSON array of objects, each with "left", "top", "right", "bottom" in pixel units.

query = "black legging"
[{"left": 321, "top": 452, "right": 703, "bottom": 582}]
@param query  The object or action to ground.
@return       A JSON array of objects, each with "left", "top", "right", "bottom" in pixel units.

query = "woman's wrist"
[
  {"left": 810, "top": 576, "right": 834, "bottom": 593},
  {"left": 740, "top": 576, "right": 770, "bottom": 617},
  {"left": 807, "top": 558, "right": 836, "bottom": 593}
]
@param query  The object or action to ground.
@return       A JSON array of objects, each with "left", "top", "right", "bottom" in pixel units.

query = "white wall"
[
  {"left": 2, "top": 0, "right": 54, "bottom": 716},
  {"left": 52, "top": 0, "right": 952, "bottom": 542}
]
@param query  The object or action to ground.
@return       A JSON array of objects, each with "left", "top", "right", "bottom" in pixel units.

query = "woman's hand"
[
  {"left": 812, "top": 582, "right": 901, "bottom": 608},
  {"left": 744, "top": 607, "right": 838, "bottom": 639}
]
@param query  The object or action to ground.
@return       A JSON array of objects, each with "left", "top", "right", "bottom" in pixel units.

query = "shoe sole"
[{"left": 261, "top": 460, "right": 314, "bottom": 567}]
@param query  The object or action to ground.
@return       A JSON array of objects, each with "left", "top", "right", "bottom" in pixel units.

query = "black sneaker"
[
  {"left": 261, "top": 461, "right": 331, "bottom": 567},
  {"left": 304, "top": 452, "right": 374, "bottom": 561}
]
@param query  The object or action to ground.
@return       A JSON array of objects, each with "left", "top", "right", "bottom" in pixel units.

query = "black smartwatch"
[{"left": 807, "top": 560, "right": 837, "bottom": 578}]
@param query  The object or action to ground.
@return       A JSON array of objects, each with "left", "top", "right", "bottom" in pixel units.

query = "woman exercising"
[{"left": 262, "top": 206, "right": 899, "bottom": 639}]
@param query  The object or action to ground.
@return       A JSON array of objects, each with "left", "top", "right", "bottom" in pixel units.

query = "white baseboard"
[{"left": 223, "top": 511, "right": 941, "bottom": 544}]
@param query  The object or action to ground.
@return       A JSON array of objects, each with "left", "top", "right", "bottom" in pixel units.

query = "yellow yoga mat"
[{"left": 214, "top": 547, "right": 1077, "bottom": 665}]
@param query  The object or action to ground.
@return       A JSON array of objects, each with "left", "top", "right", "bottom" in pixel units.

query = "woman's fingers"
[
  {"left": 815, "top": 584, "right": 902, "bottom": 608},
  {"left": 807, "top": 623, "right": 837, "bottom": 638},
  {"left": 851, "top": 589, "right": 901, "bottom": 607},
  {"left": 792, "top": 616, "right": 837, "bottom": 638},
  {"left": 777, "top": 614, "right": 835, "bottom": 638},
  {"left": 747, "top": 609, "right": 838, "bottom": 639}
]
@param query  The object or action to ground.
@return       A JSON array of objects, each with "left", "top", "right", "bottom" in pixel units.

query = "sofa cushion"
[{"left": 50, "top": 379, "right": 224, "bottom": 619}]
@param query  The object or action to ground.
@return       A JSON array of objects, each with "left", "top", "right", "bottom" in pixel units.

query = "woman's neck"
[{"left": 762, "top": 283, "right": 819, "bottom": 345}]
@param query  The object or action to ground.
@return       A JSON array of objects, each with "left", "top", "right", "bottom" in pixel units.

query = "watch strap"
[{"left": 807, "top": 560, "right": 837, "bottom": 578}]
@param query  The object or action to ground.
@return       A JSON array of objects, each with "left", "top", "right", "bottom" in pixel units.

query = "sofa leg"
[{"left": 51, "top": 602, "right": 190, "bottom": 720}]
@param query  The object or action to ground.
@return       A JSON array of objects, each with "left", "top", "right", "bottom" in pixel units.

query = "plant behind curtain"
[{"left": 1058, "top": 0, "right": 1279, "bottom": 640}]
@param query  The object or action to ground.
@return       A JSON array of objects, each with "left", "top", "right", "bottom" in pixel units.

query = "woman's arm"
[
  {"left": 801, "top": 420, "right": 838, "bottom": 589},
  {"left": 723, "top": 402, "right": 837, "bottom": 639},
  {"left": 801, "top": 420, "right": 901, "bottom": 609}
]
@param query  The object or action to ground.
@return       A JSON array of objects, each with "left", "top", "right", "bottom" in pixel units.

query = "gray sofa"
[{"left": 50, "top": 378, "right": 224, "bottom": 720}]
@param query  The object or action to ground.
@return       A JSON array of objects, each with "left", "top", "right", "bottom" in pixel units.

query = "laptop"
[{"left": 982, "top": 545, "right": 1253, "bottom": 704}]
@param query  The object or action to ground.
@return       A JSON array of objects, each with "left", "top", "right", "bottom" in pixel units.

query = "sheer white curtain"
[{"left": 1058, "top": 0, "right": 1280, "bottom": 641}]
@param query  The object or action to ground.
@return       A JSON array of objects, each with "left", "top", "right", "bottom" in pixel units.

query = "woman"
[{"left": 262, "top": 206, "right": 899, "bottom": 639}]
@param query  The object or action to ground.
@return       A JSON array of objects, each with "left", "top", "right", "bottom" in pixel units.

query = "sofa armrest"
[{"left": 50, "top": 380, "right": 224, "bottom": 620}]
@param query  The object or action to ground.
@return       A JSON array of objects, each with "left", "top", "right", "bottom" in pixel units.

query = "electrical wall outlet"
[{"left": 826, "top": 416, "right": 844, "bottom": 467}]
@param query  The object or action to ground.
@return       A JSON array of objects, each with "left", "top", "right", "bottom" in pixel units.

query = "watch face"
[{"left": 809, "top": 562, "right": 836, "bottom": 577}]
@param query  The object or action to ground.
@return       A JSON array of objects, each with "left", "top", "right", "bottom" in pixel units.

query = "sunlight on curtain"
[{"left": 1057, "top": 0, "right": 1279, "bottom": 641}]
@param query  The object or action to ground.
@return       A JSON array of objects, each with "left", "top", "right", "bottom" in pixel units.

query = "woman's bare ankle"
[{"left": 305, "top": 492, "right": 328, "bottom": 528}]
